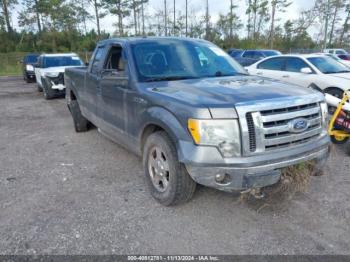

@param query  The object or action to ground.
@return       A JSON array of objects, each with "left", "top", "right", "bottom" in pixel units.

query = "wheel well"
[
  {"left": 140, "top": 124, "right": 165, "bottom": 152},
  {"left": 324, "top": 86, "right": 343, "bottom": 94}
]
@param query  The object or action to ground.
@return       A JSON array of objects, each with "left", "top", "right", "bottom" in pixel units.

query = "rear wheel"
[
  {"left": 68, "top": 100, "right": 89, "bottom": 132},
  {"left": 143, "top": 131, "right": 196, "bottom": 206}
]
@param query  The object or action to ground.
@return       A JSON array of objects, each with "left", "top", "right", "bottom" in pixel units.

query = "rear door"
[{"left": 255, "top": 57, "right": 286, "bottom": 80}]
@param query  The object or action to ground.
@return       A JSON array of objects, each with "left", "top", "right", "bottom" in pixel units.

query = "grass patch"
[
  {"left": 240, "top": 161, "right": 320, "bottom": 211},
  {"left": 0, "top": 53, "right": 26, "bottom": 76}
]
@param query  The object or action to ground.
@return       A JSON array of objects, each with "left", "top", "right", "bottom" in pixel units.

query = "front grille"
[
  {"left": 48, "top": 73, "right": 65, "bottom": 85},
  {"left": 246, "top": 113, "right": 257, "bottom": 152},
  {"left": 246, "top": 102, "right": 323, "bottom": 153}
]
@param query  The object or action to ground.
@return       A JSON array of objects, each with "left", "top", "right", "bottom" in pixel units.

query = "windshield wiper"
[
  {"left": 144, "top": 76, "right": 198, "bottom": 82},
  {"left": 324, "top": 70, "right": 350, "bottom": 74},
  {"left": 204, "top": 71, "right": 248, "bottom": 78}
]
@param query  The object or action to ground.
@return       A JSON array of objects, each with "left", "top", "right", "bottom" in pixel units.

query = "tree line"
[{"left": 0, "top": 0, "right": 349, "bottom": 53}]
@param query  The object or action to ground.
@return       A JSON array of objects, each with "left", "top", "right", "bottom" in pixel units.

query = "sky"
[{"left": 12, "top": 0, "right": 321, "bottom": 37}]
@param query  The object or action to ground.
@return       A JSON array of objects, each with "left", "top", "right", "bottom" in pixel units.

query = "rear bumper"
[{"left": 184, "top": 136, "right": 330, "bottom": 192}]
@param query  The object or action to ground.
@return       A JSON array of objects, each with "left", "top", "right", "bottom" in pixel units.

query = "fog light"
[{"left": 215, "top": 173, "right": 226, "bottom": 182}]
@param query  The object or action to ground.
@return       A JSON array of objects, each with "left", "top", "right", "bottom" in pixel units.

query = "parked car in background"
[
  {"left": 246, "top": 54, "right": 350, "bottom": 98},
  {"left": 323, "top": 48, "right": 347, "bottom": 55},
  {"left": 22, "top": 54, "right": 39, "bottom": 83},
  {"left": 34, "top": 53, "right": 84, "bottom": 99},
  {"left": 337, "top": 54, "right": 350, "bottom": 62},
  {"left": 230, "top": 49, "right": 281, "bottom": 66},
  {"left": 227, "top": 48, "right": 243, "bottom": 57},
  {"left": 65, "top": 37, "right": 329, "bottom": 205},
  {"left": 315, "top": 53, "right": 350, "bottom": 67}
]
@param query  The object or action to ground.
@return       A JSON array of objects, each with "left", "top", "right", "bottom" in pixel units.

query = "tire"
[
  {"left": 37, "top": 84, "right": 43, "bottom": 92},
  {"left": 324, "top": 87, "right": 344, "bottom": 115},
  {"left": 331, "top": 136, "right": 349, "bottom": 145},
  {"left": 68, "top": 100, "right": 89, "bottom": 132},
  {"left": 42, "top": 78, "right": 55, "bottom": 100},
  {"left": 143, "top": 131, "right": 196, "bottom": 206}
]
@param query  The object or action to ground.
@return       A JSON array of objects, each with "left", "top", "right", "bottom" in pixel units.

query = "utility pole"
[
  {"left": 142, "top": 1, "right": 145, "bottom": 36},
  {"left": 164, "top": 0, "right": 168, "bottom": 36},
  {"left": 323, "top": 0, "right": 331, "bottom": 50},
  {"left": 205, "top": 0, "right": 209, "bottom": 39},
  {"left": 173, "top": 0, "right": 176, "bottom": 36},
  {"left": 185, "top": 0, "right": 188, "bottom": 37},
  {"left": 229, "top": 0, "right": 233, "bottom": 39}
]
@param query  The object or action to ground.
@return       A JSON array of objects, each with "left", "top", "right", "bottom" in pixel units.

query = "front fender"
[{"left": 139, "top": 106, "right": 193, "bottom": 160}]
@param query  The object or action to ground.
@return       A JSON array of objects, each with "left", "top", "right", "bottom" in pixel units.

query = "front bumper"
[
  {"left": 183, "top": 136, "right": 330, "bottom": 192},
  {"left": 45, "top": 73, "right": 65, "bottom": 90}
]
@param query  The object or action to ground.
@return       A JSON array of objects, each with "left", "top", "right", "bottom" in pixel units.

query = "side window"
[
  {"left": 285, "top": 58, "right": 310, "bottom": 73},
  {"left": 91, "top": 47, "right": 104, "bottom": 75},
  {"left": 104, "top": 45, "right": 125, "bottom": 73},
  {"left": 257, "top": 57, "right": 285, "bottom": 71}
]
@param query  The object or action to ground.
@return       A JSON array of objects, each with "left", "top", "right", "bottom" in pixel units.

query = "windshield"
[
  {"left": 43, "top": 56, "right": 84, "bottom": 68},
  {"left": 25, "top": 55, "right": 39, "bottom": 63},
  {"left": 131, "top": 39, "right": 247, "bottom": 82},
  {"left": 262, "top": 50, "right": 281, "bottom": 57},
  {"left": 307, "top": 56, "right": 350, "bottom": 74}
]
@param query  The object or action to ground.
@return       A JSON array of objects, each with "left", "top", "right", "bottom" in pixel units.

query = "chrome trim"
[
  {"left": 235, "top": 94, "right": 326, "bottom": 156},
  {"left": 264, "top": 127, "right": 323, "bottom": 146},
  {"left": 260, "top": 107, "right": 319, "bottom": 122}
]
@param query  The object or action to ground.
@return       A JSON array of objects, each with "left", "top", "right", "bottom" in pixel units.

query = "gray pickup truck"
[{"left": 65, "top": 37, "right": 330, "bottom": 205}]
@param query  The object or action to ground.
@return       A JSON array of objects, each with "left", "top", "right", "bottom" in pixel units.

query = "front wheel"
[
  {"left": 143, "top": 131, "right": 196, "bottom": 206},
  {"left": 42, "top": 78, "right": 55, "bottom": 100}
]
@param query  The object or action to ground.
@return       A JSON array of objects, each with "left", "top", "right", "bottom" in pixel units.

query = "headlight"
[
  {"left": 188, "top": 119, "right": 241, "bottom": 157},
  {"left": 320, "top": 102, "right": 328, "bottom": 128},
  {"left": 45, "top": 72, "right": 59, "bottom": 78},
  {"left": 26, "top": 65, "right": 34, "bottom": 71}
]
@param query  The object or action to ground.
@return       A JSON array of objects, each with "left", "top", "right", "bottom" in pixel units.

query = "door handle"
[
  {"left": 282, "top": 75, "right": 289, "bottom": 78},
  {"left": 257, "top": 72, "right": 263, "bottom": 75}
]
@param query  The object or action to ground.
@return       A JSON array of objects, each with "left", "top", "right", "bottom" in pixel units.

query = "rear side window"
[
  {"left": 257, "top": 57, "right": 285, "bottom": 71},
  {"left": 91, "top": 47, "right": 105, "bottom": 75},
  {"left": 285, "top": 58, "right": 310, "bottom": 72}
]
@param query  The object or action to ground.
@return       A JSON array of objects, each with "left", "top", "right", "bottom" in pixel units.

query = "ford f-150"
[{"left": 65, "top": 37, "right": 330, "bottom": 206}]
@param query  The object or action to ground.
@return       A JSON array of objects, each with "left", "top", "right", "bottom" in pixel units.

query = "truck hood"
[{"left": 144, "top": 76, "right": 322, "bottom": 107}]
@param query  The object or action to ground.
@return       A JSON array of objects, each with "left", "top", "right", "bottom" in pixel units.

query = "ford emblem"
[{"left": 289, "top": 118, "right": 309, "bottom": 133}]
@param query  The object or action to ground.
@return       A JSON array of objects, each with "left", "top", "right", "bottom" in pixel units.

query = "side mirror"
[{"left": 300, "top": 67, "right": 312, "bottom": 74}]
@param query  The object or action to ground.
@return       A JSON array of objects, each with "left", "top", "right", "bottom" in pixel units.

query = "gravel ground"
[{"left": 0, "top": 77, "right": 350, "bottom": 255}]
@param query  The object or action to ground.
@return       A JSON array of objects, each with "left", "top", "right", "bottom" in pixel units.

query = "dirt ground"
[{"left": 1, "top": 77, "right": 350, "bottom": 255}]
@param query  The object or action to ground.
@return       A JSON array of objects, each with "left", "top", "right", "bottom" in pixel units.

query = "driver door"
[{"left": 97, "top": 44, "right": 129, "bottom": 139}]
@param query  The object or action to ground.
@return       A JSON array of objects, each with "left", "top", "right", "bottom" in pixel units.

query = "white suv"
[{"left": 35, "top": 53, "right": 84, "bottom": 99}]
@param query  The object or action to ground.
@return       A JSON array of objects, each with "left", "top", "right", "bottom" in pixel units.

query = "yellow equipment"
[{"left": 328, "top": 91, "right": 350, "bottom": 144}]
